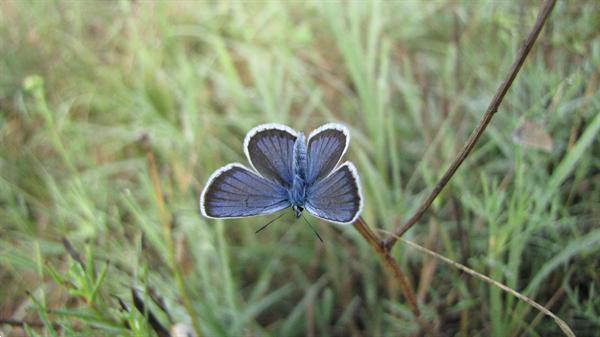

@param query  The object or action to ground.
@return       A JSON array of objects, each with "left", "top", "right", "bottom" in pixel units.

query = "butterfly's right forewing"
[
  {"left": 306, "top": 123, "right": 349, "bottom": 184},
  {"left": 200, "top": 163, "right": 290, "bottom": 218}
]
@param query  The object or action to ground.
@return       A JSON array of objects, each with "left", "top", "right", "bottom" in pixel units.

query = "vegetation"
[{"left": 1, "top": 1, "right": 598, "bottom": 336}]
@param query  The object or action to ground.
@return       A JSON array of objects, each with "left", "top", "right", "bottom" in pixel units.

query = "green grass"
[{"left": 1, "top": 1, "right": 599, "bottom": 336}]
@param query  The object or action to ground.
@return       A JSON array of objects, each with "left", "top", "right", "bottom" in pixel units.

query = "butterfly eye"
[{"left": 292, "top": 205, "right": 304, "bottom": 218}]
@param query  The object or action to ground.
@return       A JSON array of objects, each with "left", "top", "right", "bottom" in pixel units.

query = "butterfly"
[{"left": 199, "top": 123, "right": 363, "bottom": 225}]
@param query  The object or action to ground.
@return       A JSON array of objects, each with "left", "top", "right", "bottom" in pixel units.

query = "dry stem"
[{"left": 382, "top": 0, "right": 557, "bottom": 249}]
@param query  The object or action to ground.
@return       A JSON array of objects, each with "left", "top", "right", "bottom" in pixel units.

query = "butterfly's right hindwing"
[
  {"left": 200, "top": 163, "right": 290, "bottom": 218},
  {"left": 305, "top": 162, "right": 363, "bottom": 224}
]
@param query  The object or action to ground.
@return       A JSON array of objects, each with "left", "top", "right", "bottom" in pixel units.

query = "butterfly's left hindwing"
[
  {"left": 305, "top": 162, "right": 363, "bottom": 224},
  {"left": 200, "top": 163, "right": 290, "bottom": 219}
]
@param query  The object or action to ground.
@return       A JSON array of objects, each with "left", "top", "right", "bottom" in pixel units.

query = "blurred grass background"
[{"left": 1, "top": 1, "right": 599, "bottom": 336}]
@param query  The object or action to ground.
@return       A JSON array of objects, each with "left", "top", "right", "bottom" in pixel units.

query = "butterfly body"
[
  {"left": 200, "top": 123, "right": 363, "bottom": 225},
  {"left": 290, "top": 133, "right": 308, "bottom": 217}
]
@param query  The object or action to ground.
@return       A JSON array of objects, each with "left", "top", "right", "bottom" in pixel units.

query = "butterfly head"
[{"left": 292, "top": 205, "right": 304, "bottom": 218}]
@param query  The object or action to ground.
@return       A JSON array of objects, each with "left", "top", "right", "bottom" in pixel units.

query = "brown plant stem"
[
  {"left": 353, "top": 217, "right": 420, "bottom": 317},
  {"left": 381, "top": 230, "right": 575, "bottom": 337},
  {"left": 383, "top": 0, "right": 557, "bottom": 250}
]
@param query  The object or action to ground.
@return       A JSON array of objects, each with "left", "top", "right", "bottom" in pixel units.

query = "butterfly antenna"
[
  {"left": 301, "top": 213, "right": 324, "bottom": 243},
  {"left": 256, "top": 212, "right": 287, "bottom": 234}
]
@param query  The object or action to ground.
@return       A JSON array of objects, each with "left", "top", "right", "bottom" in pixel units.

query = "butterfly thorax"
[{"left": 289, "top": 133, "right": 307, "bottom": 217}]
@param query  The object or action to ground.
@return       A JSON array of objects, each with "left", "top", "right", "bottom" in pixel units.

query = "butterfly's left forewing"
[
  {"left": 305, "top": 162, "right": 363, "bottom": 224},
  {"left": 200, "top": 163, "right": 290, "bottom": 218},
  {"left": 244, "top": 124, "right": 297, "bottom": 188}
]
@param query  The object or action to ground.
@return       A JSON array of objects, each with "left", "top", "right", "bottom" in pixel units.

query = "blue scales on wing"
[
  {"left": 305, "top": 162, "right": 363, "bottom": 224},
  {"left": 305, "top": 123, "right": 349, "bottom": 184},
  {"left": 244, "top": 124, "right": 297, "bottom": 188},
  {"left": 200, "top": 164, "right": 290, "bottom": 218}
]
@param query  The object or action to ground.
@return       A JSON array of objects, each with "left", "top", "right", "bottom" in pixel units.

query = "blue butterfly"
[{"left": 199, "top": 123, "right": 363, "bottom": 224}]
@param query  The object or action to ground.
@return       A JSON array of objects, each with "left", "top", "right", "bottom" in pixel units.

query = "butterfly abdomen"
[{"left": 289, "top": 134, "right": 307, "bottom": 207}]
